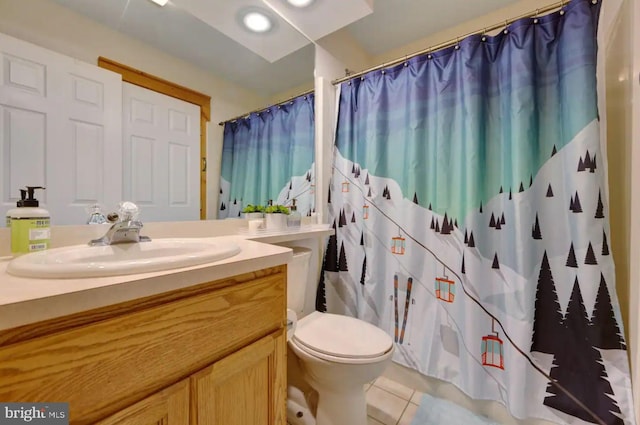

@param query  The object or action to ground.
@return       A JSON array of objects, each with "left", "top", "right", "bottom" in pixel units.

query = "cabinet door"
[
  {"left": 95, "top": 379, "right": 189, "bottom": 425},
  {"left": 192, "top": 329, "right": 287, "bottom": 425}
]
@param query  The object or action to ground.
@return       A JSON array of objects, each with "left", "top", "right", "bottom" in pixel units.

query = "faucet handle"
[{"left": 118, "top": 201, "right": 140, "bottom": 222}]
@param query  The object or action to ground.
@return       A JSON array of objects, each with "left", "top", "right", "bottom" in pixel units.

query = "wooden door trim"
[{"left": 98, "top": 57, "right": 210, "bottom": 220}]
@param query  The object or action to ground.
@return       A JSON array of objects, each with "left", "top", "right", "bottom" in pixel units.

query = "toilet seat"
[{"left": 291, "top": 312, "right": 393, "bottom": 364}]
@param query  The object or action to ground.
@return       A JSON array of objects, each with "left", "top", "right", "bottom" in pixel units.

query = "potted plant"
[
  {"left": 264, "top": 204, "right": 289, "bottom": 230},
  {"left": 242, "top": 204, "right": 265, "bottom": 220}
]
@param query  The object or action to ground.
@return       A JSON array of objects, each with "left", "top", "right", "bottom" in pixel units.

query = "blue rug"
[{"left": 411, "top": 394, "right": 500, "bottom": 425}]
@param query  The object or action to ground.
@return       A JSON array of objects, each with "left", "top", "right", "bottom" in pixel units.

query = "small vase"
[{"left": 265, "top": 213, "right": 287, "bottom": 230}]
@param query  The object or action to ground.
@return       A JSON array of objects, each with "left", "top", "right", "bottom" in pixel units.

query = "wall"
[
  {"left": 628, "top": 0, "right": 640, "bottom": 418},
  {"left": 374, "top": 0, "right": 565, "bottom": 64},
  {"left": 313, "top": 31, "right": 372, "bottom": 224},
  {"left": 268, "top": 81, "right": 315, "bottom": 105},
  {"left": 604, "top": 0, "right": 632, "bottom": 367},
  {"left": 316, "top": 28, "right": 375, "bottom": 77},
  {"left": 0, "top": 0, "right": 267, "bottom": 219}
]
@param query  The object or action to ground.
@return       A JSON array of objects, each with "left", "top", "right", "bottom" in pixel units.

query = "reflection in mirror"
[
  {"left": 0, "top": 0, "right": 534, "bottom": 225},
  {"left": 218, "top": 91, "right": 316, "bottom": 221},
  {"left": 0, "top": 0, "right": 315, "bottom": 224}
]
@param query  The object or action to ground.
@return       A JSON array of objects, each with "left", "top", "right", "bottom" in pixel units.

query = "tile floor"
[{"left": 366, "top": 376, "right": 423, "bottom": 425}]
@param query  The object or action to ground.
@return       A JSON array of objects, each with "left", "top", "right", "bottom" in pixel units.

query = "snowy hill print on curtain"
[
  {"left": 320, "top": 0, "right": 635, "bottom": 424},
  {"left": 218, "top": 92, "right": 315, "bottom": 218}
]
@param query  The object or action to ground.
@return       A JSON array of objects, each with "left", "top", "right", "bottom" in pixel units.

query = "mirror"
[
  {"left": 0, "top": 0, "right": 316, "bottom": 224},
  {"left": 0, "top": 0, "right": 525, "bottom": 224}
]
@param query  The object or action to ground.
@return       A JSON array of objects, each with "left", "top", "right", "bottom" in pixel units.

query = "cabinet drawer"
[{"left": 0, "top": 271, "right": 285, "bottom": 425}]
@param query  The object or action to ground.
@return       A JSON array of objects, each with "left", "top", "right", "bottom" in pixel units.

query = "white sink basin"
[{"left": 6, "top": 238, "right": 241, "bottom": 279}]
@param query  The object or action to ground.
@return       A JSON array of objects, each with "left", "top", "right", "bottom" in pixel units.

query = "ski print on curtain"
[
  {"left": 319, "top": 0, "right": 635, "bottom": 424},
  {"left": 218, "top": 93, "right": 315, "bottom": 218}
]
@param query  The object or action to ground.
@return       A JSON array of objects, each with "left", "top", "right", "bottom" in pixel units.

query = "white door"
[
  {"left": 0, "top": 32, "right": 122, "bottom": 225},
  {"left": 122, "top": 83, "right": 200, "bottom": 222}
]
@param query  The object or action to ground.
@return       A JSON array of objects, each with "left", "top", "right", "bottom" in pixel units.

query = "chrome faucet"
[{"left": 89, "top": 202, "right": 151, "bottom": 246}]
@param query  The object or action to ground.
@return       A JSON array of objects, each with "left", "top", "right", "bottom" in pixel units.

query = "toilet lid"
[{"left": 292, "top": 312, "right": 393, "bottom": 359}]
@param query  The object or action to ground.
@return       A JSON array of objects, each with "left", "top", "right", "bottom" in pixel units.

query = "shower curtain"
[
  {"left": 320, "top": 0, "right": 635, "bottom": 424},
  {"left": 218, "top": 92, "right": 315, "bottom": 218}
]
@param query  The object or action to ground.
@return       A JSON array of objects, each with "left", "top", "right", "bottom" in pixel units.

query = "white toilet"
[{"left": 287, "top": 247, "right": 394, "bottom": 425}]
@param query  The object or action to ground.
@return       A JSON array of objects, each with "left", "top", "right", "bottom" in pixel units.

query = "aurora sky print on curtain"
[
  {"left": 319, "top": 0, "right": 635, "bottom": 424},
  {"left": 218, "top": 92, "right": 315, "bottom": 218}
]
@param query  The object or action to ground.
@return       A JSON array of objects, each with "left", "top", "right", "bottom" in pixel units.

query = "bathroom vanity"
[{"left": 0, "top": 234, "right": 310, "bottom": 425}]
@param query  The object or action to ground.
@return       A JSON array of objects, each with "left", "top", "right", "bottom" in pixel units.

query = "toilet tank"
[{"left": 288, "top": 247, "right": 313, "bottom": 316}]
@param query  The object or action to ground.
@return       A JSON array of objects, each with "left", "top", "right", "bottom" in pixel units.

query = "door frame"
[{"left": 98, "top": 57, "right": 210, "bottom": 220}]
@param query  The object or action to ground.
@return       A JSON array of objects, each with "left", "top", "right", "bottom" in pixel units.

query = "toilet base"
[
  {"left": 286, "top": 312, "right": 394, "bottom": 425},
  {"left": 314, "top": 387, "right": 367, "bottom": 425}
]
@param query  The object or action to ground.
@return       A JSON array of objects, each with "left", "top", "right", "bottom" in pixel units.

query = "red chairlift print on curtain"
[
  {"left": 392, "top": 274, "right": 414, "bottom": 344},
  {"left": 363, "top": 204, "right": 369, "bottom": 219},
  {"left": 342, "top": 181, "right": 350, "bottom": 192},
  {"left": 435, "top": 266, "right": 455, "bottom": 303},
  {"left": 481, "top": 319, "right": 504, "bottom": 370},
  {"left": 391, "top": 228, "right": 406, "bottom": 255}
]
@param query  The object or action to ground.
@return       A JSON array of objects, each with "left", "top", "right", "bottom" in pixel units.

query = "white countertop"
[
  {"left": 241, "top": 223, "right": 334, "bottom": 244},
  {"left": 0, "top": 225, "right": 333, "bottom": 331}
]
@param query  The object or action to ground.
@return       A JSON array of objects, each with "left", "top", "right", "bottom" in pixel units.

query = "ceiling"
[{"left": 50, "top": 0, "right": 523, "bottom": 98}]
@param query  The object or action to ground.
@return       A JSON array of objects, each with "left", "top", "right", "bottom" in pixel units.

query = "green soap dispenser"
[{"left": 9, "top": 186, "right": 50, "bottom": 255}]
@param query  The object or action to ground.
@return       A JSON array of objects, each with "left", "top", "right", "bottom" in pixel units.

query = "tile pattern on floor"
[{"left": 366, "top": 377, "right": 418, "bottom": 425}]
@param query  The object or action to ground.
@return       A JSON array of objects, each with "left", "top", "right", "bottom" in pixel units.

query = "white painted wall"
[
  {"left": 603, "top": 3, "right": 634, "bottom": 420},
  {"left": 373, "top": 0, "right": 571, "bottom": 64},
  {"left": 0, "top": 0, "right": 267, "bottom": 219}
]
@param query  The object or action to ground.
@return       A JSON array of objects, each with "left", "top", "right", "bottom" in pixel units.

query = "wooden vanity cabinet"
[{"left": 0, "top": 265, "right": 287, "bottom": 425}]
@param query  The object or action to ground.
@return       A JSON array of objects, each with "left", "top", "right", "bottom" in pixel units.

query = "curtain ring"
[
  {"left": 481, "top": 28, "right": 487, "bottom": 42},
  {"left": 455, "top": 37, "right": 460, "bottom": 50},
  {"left": 560, "top": 0, "right": 566, "bottom": 15},
  {"left": 427, "top": 47, "right": 433, "bottom": 60},
  {"left": 503, "top": 20, "right": 509, "bottom": 34},
  {"left": 533, "top": 8, "right": 539, "bottom": 24}
]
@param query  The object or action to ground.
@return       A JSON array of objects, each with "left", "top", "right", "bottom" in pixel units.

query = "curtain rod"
[
  {"left": 332, "top": 0, "right": 567, "bottom": 85},
  {"left": 218, "top": 87, "right": 315, "bottom": 126}
]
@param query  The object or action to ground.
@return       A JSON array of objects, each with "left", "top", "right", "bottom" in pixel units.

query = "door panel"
[
  {"left": 96, "top": 379, "right": 190, "bottom": 425},
  {"left": 123, "top": 82, "right": 200, "bottom": 222},
  {"left": 191, "top": 329, "right": 287, "bottom": 425},
  {"left": 1, "top": 107, "right": 46, "bottom": 200},
  {"left": 0, "top": 32, "right": 122, "bottom": 225}
]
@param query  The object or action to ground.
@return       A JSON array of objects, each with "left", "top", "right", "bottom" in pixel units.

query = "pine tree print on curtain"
[{"left": 322, "top": 0, "right": 635, "bottom": 423}]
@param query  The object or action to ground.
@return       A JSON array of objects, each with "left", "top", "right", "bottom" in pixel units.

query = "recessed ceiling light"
[
  {"left": 242, "top": 11, "right": 273, "bottom": 33},
  {"left": 286, "top": 0, "right": 315, "bottom": 7},
  {"left": 149, "top": 0, "right": 169, "bottom": 6}
]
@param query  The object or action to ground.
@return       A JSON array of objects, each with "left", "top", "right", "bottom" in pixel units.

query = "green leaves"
[
  {"left": 241, "top": 204, "right": 265, "bottom": 213},
  {"left": 264, "top": 205, "right": 290, "bottom": 214}
]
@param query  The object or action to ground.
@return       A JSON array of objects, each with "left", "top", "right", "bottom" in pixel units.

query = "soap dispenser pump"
[
  {"left": 8, "top": 186, "right": 50, "bottom": 255},
  {"left": 5, "top": 188, "right": 27, "bottom": 228}
]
